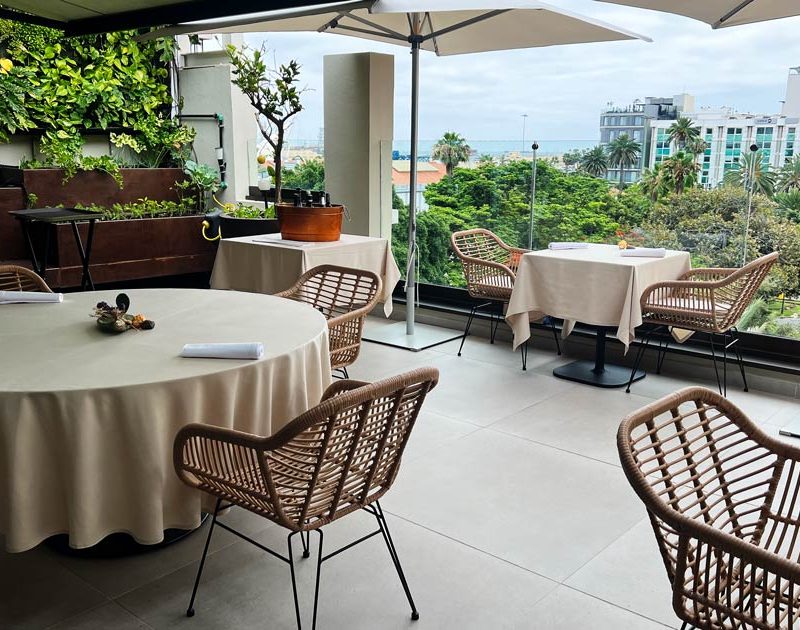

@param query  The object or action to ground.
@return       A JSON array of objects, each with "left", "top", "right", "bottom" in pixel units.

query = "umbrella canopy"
[
  {"left": 595, "top": 0, "right": 800, "bottom": 29},
  {"left": 154, "top": 0, "right": 650, "bottom": 344},
  {"left": 160, "top": 0, "right": 650, "bottom": 52}
]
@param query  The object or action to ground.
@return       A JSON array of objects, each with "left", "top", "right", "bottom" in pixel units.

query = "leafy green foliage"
[
  {"left": 282, "top": 158, "right": 325, "bottom": 190},
  {"left": 0, "top": 22, "right": 192, "bottom": 172},
  {"left": 178, "top": 160, "right": 221, "bottom": 212},
  {"left": 391, "top": 159, "right": 647, "bottom": 286},
  {"left": 76, "top": 198, "right": 196, "bottom": 221}
]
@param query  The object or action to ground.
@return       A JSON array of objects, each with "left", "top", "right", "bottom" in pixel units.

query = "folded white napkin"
[
  {"left": 0, "top": 291, "right": 63, "bottom": 304},
  {"left": 620, "top": 248, "right": 666, "bottom": 258},
  {"left": 548, "top": 242, "right": 589, "bottom": 250},
  {"left": 180, "top": 342, "right": 264, "bottom": 360}
]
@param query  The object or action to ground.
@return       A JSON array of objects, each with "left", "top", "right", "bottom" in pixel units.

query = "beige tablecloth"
[
  {"left": 210, "top": 233, "right": 401, "bottom": 316},
  {"left": 506, "top": 244, "right": 691, "bottom": 351},
  {"left": 0, "top": 289, "right": 331, "bottom": 552}
]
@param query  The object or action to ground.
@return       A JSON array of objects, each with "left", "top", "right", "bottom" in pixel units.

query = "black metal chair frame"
[
  {"left": 457, "top": 299, "right": 561, "bottom": 371},
  {"left": 186, "top": 498, "right": 418, "bottom": 630},
  {"left": 625, "top": 324, "right": 748, "bottom": 396}
]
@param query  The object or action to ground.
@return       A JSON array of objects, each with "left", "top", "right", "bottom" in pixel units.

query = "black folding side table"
[{"left": 10, "top": 208, "right": 104, "bottom": 290}]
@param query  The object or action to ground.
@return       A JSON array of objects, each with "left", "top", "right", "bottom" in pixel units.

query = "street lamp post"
[
  {"left": 521, "top": 114, "right": 528, "bottom": 154},
  {"left": 528, "top": 141, "right": 539, "bottom": 249},
  {"left": 742, "top": 143, "right": 759, "bottom": 266}
]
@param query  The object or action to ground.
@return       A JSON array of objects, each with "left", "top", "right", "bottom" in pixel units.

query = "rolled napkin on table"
[
  {"left": 620, "top": 248, "right": 666, "bottom": 258},
  {"left": 0, "top": 291, "right": 64, "bottom": 304},
  {"left": 548, "top": 242, "right": 590, "bottom": 250},
  {"left": 180, "top": 342, "right": 265, "bottom": 360}
]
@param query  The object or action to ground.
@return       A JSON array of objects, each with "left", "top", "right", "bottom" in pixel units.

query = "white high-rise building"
[{"left": 646, "top": 68, "right": 800, "bottom": 187}]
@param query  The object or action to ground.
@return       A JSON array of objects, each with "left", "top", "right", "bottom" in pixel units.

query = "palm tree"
[
  {"left": 777, "top": 156, "right": 800, "bottom": 192},
  {"left": 607, "top": 134, "right": 641, "bottom": 189},
  {"left": 662, "top": 151, "right": 699, "bottom": 194},
  {"left": 685, "top": 137, "right": 708, "bottom": 157},
  {"left": 667, "top": 117, "right": 700, "bottom": 150},
  {"left": 431, "top": 131, "right": 471, "bottom": 177},
  {"left": 640, "top": 164, "right": 668, "bottom": 201},
  {"left": 724, "top": 150, "right": 776, "bottom": 197},
  {"left": 579, "top": 145, "right": 609, "bottom": 178}
]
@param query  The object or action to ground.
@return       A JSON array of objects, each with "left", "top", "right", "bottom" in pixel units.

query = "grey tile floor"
[{"left": 3, "top": 319, "right": 799, "bottom": 629}]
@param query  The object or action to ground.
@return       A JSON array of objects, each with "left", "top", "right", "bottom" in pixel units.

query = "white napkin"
[
  {"left": 0, "top": 291, "right": 64, "bottom": 304},
  {"left": 548, "top": 242, "right": 589, "bottom": 250},
  {"left": 620, "top": 248, "right": 666, "bottom": 258},
  {"left": 180, "top": 342, "right": 264, "bottom": 360}
]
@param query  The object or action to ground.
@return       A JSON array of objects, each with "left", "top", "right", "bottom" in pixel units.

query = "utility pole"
[
  {"left": 528, "top": 141, "right": 539, "bottom": 249},
  {"left": 521, "top": 114, "right": 528, "bottom": 154}
]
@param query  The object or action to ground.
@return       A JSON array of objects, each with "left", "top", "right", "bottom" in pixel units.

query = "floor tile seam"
[
  {"left": 559, "top": 514, "right": 649, "bottom": 585},
  {"left": 41, "top": 600, "right": 134, "bottom": 630},
  {"left": 403, "top": 426, "right": 485, "bottom": 462},
  {"left": 556, "top": 583, "right": 678, "bottom": 629},
  {"left": 379, "top": 508, "right": 561, "bottom": 590},
  {"left": 101, "top": 522, "right": 265, "bottom": 600},
  {"left": 47, "top": 554, "right": 114, "bottom": 603},
  {"left": 484, "top": 424, "right": 624, "bottom": 470},
  {"left": 113, "top": 597, "right": 157, "bottom": 629}
]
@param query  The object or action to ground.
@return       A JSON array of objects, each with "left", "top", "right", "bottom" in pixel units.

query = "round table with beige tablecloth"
[{"left": 0, "top": 289, "right": 331, "bottom": 552}]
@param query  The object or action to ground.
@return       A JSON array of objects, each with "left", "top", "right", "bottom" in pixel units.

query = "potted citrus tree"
[{"left": 226, "top": 43, "right": 344, "bottom": 241}]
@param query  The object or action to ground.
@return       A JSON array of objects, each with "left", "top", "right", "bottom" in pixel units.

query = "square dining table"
[
  {"left": 210, "top": 233, "right": 400, "bottom": 316},
  {"left": 506, "top": 244, "right": 691, "bottom": 387}
]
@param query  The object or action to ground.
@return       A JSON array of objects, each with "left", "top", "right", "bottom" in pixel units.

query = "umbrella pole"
[{"left": 406, "top": 37, "right": 421, "bottom": 336}]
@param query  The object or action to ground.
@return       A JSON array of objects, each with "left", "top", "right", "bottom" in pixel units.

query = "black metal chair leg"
[
  {"left": 731, "top": 328, "right": 749, "bottom": 392},
  {"left": 311, "top": 530, "right": 324, "bottom": 630},
  {"left": 287, "top": 532, "right": 303, "bottom": 630},
  {"left": 489, "top": 309, "right": 497, "bottom": 344},
  {"left": 626, "top": 330, "right": 652, "bottom": 393},
  {"left": 458, "top": 305, "right": 478, "bottom": 357},
  {"left": 656, "top": 335, "right": 671, "bottom": 374},
  {"left": 341, "top": 367, "right": 349, "bottom": 380},
  {"left": 545, "top": 317, "right": 561, "bottom": 355},
  {"left": 373, "top": 502, "right": 419, "bottom": 621},
  {"left": 300, "top": 530, "right": 311, "bottom": 559},
  {"left": 723, "top": 331, "right": 729, "bottom": 397},
  {"left": 709, "top": 334, "right": 723, "bottom": 396},
  {"left": 521, "top": 340, "right": 528, "bottom": 371},
  {"left": 186, "top": 498, "right": 221, "bottom": 618}
]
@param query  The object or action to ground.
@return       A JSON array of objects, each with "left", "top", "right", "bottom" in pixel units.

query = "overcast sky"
[{"left": 242, "top": 0, "right": 800, "bottom": 147}]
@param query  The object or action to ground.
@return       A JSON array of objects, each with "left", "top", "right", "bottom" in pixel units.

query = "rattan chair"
[
  {"left": 276, "top": 264, "right": 382, "bottom": 377},
  {"left": 627, "top": 252, "right": 779, "bottom": 395},
  {"left": 0, "top": 264, "right": 52, "bottom": 292},
  {"left": 450, "top": 228, "right": 560, "bottom": 370},
  {"left": 619, "top": 386, "right": 800, "bottom": 630},
  {"left": 174, "top": 367, "right": 439, "bottom": 629}
]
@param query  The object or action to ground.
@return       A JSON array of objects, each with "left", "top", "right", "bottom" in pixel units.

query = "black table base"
[{"left": 553, "top": 327, "right": 645, "bottom": 388}]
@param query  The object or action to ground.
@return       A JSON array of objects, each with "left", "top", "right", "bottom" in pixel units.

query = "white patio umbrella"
[
  {"left": 152, "top": 0, "right": 650, "bottom": 348},
  {"left": 595, "top": 0, "right": 800, "bottom": 29}
]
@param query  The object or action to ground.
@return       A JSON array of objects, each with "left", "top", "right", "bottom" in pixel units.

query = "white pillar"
[
  {"left": 178, "top": 36, "right": 253, "bottom": 205},
  {"left": 323, "top": 53, "right": 394, "bottom": 238}
]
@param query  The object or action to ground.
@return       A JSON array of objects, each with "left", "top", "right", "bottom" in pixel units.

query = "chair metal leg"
[
  {"left": 287, "top": 532, "right": 303, "bottom": 630},
  {"left": 626, "top": 329, "right": 653, "bottom": 393},
  {"left": 521, "top": 340, "right": 528, "bottom": 371},
  {"left": 373, "top": 501, "right": 419, "bottom": 621},
  {"left": 186, "top": 498, "right": 221, "bottom": 618},
  {"left": 709, "top": 333, "right": 723, "bottom": 396},
  {"left": 300, "top": 530, "right": 311, "bottom": 559},
  {"left": 656, "top": 335, "right": 671, "bottom": 374},
  {"left": 549, "top": 318, "right": 561, "bottom": 356},
  {"left": 457, "top": 305, "right": 478, "bottom": 357},
  {"left": 489, "top": 308, "right": 497, "bottom": 344},
  {"left": 311, "top": 530, "right": 324, "bottom": 630},
  {"left": 731, "top": 327, "right": 749, "bottom": 392}
]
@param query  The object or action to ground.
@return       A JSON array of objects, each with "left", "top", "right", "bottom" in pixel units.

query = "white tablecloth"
[
  {"left": 0, "top": 289, "right": 331, "bottom": 552},
  {"left": 210, "top": 233, "right": 401, "bottom": 316},
  {"left": 506, "top": 244, "right": 691, "bottom": 351}
]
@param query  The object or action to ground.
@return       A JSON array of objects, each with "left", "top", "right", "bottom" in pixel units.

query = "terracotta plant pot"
[{"left": 276, "top": 204, "right": 344, "bottom": 242}]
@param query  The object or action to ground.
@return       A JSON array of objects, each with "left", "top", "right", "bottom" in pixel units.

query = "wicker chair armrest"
[
  {"left": 321, "top": 379, "right": 370, "bottom": 401},
  {"left": 678, "top": 268, "right": 737, "bottom": 282},
  {"left": 673, "top": 521, "right": 800, "bottom": 585},
  {"left": 173, "top": 423, "right": 265, "bottom": 488}
]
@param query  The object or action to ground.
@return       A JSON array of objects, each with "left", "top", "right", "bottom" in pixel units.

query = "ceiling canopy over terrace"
[{"left": 0, "top": 0, "right": 354, "bottom": 35}]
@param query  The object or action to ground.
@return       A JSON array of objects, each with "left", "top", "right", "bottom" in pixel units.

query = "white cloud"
[{"left": 241, "top": 0, "right": 800, "bottom": 148}]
